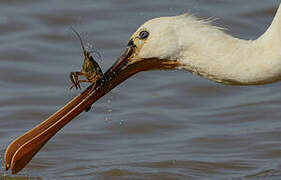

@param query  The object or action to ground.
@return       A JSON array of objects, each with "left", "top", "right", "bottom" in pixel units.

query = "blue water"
[{"left": 1, "top": 0, "right": 281, "bottom": 179}]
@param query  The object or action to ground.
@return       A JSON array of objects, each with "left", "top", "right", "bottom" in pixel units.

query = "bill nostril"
[{"left": 127, "top": 39, "right": 136, "bottom": 47}]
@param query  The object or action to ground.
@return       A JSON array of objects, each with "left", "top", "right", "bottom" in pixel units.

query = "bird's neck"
[{"left": 177, "top": 5, "right": 281, "bottom": 85}]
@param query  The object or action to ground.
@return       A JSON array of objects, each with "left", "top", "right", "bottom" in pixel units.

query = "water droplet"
[{"left": 106, "top": 109, "right": 112, "bottom": 113}]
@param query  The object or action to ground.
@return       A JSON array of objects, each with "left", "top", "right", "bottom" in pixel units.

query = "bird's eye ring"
[{"left": 139, "top": 30, "right": 149, "bottom": 40}]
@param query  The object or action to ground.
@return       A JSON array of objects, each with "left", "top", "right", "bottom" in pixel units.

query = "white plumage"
[{"left": 131, "top": 4, "right": 281, "bottom": 85}]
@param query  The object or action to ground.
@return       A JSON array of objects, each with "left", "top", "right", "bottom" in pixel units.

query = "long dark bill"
[
  {"left": 5, "top": 43, "right": 180, "bottom": 174},
  {"left": 4, "top": 46, "right": 139, "bottom": 174}
]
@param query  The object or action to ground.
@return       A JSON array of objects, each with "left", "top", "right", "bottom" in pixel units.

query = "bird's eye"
[{"left": 139, "top": 30, "right": 149, "bottom": 40}]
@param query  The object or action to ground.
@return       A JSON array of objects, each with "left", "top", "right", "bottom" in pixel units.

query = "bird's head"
[
  {"left": 121, "top": 16, "right": 183, "bottom": 71},
  {"left": 103, "top": 16, "right": 184, "bottom": 89},
  {"left": 128, "top": 16, "right": 181, "bottom": 63}
]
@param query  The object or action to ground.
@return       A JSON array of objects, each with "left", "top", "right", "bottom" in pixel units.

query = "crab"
[{"left": 70, "top": 28, "right": 104, "bottom": 90}]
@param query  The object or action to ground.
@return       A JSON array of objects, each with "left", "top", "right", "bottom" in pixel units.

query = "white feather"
[{"left": 134, "top": 4, "right": 281, "bottom": 85}]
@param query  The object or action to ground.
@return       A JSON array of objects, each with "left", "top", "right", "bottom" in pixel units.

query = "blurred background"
[{"left": 0, "top": 0, "right": 281, "bottom": 179}]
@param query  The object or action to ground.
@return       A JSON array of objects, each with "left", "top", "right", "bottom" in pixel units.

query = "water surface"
[{"left": 1, "top": 0, "right": 281, "bottom": 179}]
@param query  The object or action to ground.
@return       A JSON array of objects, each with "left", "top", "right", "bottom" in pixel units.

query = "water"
[{"left": 0, "top": 0, "right": 281, "bottom": 179}]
